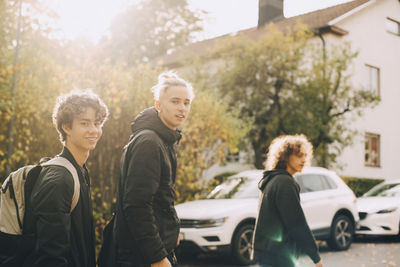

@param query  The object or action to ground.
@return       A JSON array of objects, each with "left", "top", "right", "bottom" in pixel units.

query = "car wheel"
[
  {"left": 397, "top": 222, "right": 400, "bottom": 240},
  {"left": 327, "top": 215, "right": 354, "bottom": 250},
  {"left": 231, "top": 223, "right": 255, "bottom": 266}
]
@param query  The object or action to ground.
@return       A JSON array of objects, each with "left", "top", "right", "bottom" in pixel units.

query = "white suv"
[{"left": 175, "top": 167, "right": 359, "bottom": 265}]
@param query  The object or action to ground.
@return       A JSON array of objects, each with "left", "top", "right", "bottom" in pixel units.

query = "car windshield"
[
  {"left": 363, "top": 183, "right": 400, "bottom": 197},
  {"left": 206, "top": 177, "right": 260, "bottom": 199}
]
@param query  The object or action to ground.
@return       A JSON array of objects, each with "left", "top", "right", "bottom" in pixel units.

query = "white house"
[
  {"left": 159, "top": 0, "right": 400, "bottom": 181},
  {"left": 320, "top": 0, "right": 400, "bottom": 180}
]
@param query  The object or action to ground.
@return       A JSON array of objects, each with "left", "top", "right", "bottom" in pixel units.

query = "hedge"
[{"left": 341, "top": 176, "right": 384, "bottom": 197}]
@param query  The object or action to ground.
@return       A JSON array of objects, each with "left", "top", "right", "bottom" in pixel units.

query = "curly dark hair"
[
  {"left": 52, "top": 90, "right": 109, "bottom": 143},
  {"left": 265, "top": 134, "right": 313, "bottom": 170}
]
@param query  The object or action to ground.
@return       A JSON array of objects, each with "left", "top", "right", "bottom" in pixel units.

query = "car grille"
[
  {"left": 359, "top": 212, "right": 368, "bottom": 220},
  {"left": 180, "top": 219, "right": 200, "bottom": 228}
]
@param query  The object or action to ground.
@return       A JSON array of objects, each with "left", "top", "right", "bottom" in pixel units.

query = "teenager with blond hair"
[{"left": 114, "top": 71, "right": 194, "bottom": 267}]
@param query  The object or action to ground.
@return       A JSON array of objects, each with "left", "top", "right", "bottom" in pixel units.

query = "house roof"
[{"left": 158, "top": 0, "right": 372, "bottom": 68}]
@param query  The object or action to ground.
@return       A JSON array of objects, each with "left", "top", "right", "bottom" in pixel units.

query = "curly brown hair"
[
  {"left": 264, "top": 134, "right": 313, "bottom": 170},
  {"left": 52, "top": 90, "right": 109, "bottom": 143}
]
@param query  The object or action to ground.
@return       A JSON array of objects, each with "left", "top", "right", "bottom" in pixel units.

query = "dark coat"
[
  {"left": 252, "top": 169, "right": 320, "bottom": 267},
  {"left": 23, "top": 147, "right": 96, "bottom": 267},
  {"left": 115, "top": 107, "right": 181, "bottom": 265}
]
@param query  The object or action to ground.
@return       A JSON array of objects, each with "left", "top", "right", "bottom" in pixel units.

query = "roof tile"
[{"left": 159, "top": 0, "right": 371, "bottom": 67}]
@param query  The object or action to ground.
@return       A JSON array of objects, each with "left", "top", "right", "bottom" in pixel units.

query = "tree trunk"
[{"left": 253, "top": 139, "right": 267, "bottom": 169}]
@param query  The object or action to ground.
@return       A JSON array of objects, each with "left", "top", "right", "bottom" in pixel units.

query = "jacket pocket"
[{"left": 156, "top": 207, "right": 179, "bottom": 252}]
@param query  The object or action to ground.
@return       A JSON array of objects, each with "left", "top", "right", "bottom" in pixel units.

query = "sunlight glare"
[
  {"left": 44, "top": 0, "right": 351, "bottom": 43},
  {"left": 46, "top": 0, "right": 132, "bottom": 43}
]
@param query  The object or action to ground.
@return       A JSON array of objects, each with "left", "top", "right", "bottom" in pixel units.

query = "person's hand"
[
  {"left": 315, "top": 260, "right": 323, "bottom": 267},
  {"left": 151, "top": 257, "right": 171, "bottom": 267},
  {"left": 177, "top": 234, "right": 181, "bottom": 247}
]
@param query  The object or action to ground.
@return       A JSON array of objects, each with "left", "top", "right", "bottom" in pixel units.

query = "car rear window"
[
  {"left": 296, "top": 174, "right": 337, "bottom": 193},
  {"left": 206, "top": 177, "right": 260, "bottom": 199}
]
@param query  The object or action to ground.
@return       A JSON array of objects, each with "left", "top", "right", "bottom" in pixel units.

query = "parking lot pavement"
[{"left": 179, "top": 236, "right": 400, "bottom": 267}]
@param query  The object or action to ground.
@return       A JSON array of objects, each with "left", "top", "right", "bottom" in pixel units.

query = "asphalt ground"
[{"left": 179, "top": 236, "right": 400, "bottom": 267}]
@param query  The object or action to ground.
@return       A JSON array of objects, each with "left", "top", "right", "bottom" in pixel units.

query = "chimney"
[{"left": 258, "top": 0, "right": 284, "bottom": 28}]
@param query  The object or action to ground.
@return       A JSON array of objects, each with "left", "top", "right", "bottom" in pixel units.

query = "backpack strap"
[{"left": 41, "top": 157, "right": 80, "bottom": 213}]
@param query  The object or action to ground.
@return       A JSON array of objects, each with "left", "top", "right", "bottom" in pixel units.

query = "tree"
[
  {"left": 287, "top": 42, "right": 378, "bottom": 167},
  {"left": 175, "top": 86, "right": 249, "bottom": 203},
  {"left": 101, "top": 0, "right": 204, "bottom": 64},
  {"left": 215, "top": 23, "right": 378, "bottom": 169},
  {"left": 0, "top": 0, "right": 67, "bottom": 178}
]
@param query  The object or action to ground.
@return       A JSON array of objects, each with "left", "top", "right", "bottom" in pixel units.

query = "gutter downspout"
[
  {"left": 316, "top": 29, "right": 327, "bottom": 80},
  {"left": 316, "top": 28, "right": 328, "bottom": 167}
]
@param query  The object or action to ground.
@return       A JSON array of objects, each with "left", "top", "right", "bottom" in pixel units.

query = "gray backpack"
[{"left": 0, "top": 157, "right": 80, "bottom": 235}]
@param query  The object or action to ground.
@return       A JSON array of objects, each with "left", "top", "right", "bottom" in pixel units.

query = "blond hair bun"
[{"left": 151, "top": 70, "right": 195, "bottom": 101}]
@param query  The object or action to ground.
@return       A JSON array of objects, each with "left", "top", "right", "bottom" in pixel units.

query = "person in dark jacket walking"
[
  {"left": 252, "top": 134, "right": 323, "bottom": 267},
  {"left": 23, "top": 90, "right": 109, "bottom": 267},
  {"left": 115, "top": 71, "right": 194, "bottom": 267}
]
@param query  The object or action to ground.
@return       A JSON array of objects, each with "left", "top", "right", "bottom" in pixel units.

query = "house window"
[
  {"left": 365, "top": 64, "right": 380, "bottom": 96},
  {"left": 365, "top": 133, "right": 380, "bottom": 167},
  {"left": 386, "top": 17, "right": 400, "bottom": 35},
  {"left": 226, "top": 151, "right": 240, "bottom": 163}
]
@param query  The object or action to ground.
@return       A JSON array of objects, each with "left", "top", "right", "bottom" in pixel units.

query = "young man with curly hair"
[
  {"left": 23, "top": 90, "right": 109, "bottom": 267},
  {"left": 252, "top": 134, "right": 323, "bottom": 267}
]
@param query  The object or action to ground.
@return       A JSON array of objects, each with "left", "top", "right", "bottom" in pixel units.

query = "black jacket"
[
  {"left": 115, "top": 107, "right": 181, "bottom": 265},
  {"left": 252, "top": 169, "right": 320, "bottom": 267},
  {"left": 23, "top": 147, "right": 96, "bottom": 267}
]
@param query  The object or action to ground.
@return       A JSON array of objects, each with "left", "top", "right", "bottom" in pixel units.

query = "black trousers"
[{"left": 117, "top": 251, "right": 178, "bottom": 267}]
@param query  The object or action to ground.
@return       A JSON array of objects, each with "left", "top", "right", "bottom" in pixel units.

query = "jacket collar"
[
  {"left": 130, "top": 107, "right": 182, "bottom": 145},
  {"left": 59, "top": 146, "right": 88, "bottom": 172}
]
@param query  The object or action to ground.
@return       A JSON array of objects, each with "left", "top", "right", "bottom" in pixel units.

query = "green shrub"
[
  {"left": 341, "top": 176, "right": 384, "bottom": 197},
  {"left": 92, "top": 186, "right": 115, "bottom": 255}
]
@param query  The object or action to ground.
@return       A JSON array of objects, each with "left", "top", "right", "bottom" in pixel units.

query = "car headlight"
[
  {"left": 195, "top": 217, "right": 228, "bottom": 228},
  {"left": 376, "top": 207, "right": 398, "bottom": 214}
]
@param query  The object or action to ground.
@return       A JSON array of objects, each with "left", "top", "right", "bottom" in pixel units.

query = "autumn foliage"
[{"left": 0, "top": 1, "right": 247, "bottom": 252}]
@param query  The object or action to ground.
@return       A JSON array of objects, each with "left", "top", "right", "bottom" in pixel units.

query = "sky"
[{"left": 46, "top": 0, "right": 352, "bottom": 43}]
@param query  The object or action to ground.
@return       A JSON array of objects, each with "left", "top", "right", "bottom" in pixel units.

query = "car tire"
[
  {"left": 397, "top": 222, "right": 400, "bottom": 240},
  {"left": 231, "top": 223, "right": 255, "bottom": 266},
  {"left": 327, "top": 215, "right": 354, "bottom": 250}
]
